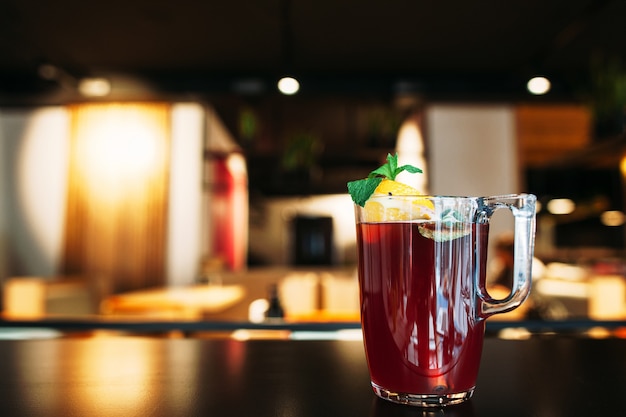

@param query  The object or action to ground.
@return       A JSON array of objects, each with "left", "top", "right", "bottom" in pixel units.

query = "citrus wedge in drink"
[{"left": 363, "top": 179, "right": 434, "bottom": 222}]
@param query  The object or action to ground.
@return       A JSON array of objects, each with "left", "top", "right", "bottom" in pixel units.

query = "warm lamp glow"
[
  {"left": 600, "top": 210, "right": 625, "bottom": 226},
  {"left": 78, "top": 77, "right": 111, "bottom": 97},
  {"left": 81, "top": 117, "right": 158, "bottom": 176},
  {"left": 64, "top": 102, "right": 170, "bottom": 293},
  {"left": 620, "top": 154, "right": 626, "bottom": 177},
  {"left": 395, "top": 112, "right": 428, "bottom": 193},
  {"left": 71, "top": 103, "right": 168, "bottom": 206},
  {"left": 547, "top": 198, "right": 575, "bottom": 215}
]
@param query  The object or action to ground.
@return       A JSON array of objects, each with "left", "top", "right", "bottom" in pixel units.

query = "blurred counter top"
[{"left": 0, "top": 334, "right": 625, "bottom": 416}]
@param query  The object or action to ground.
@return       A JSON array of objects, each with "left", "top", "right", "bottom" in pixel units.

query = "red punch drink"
[
  {"left": 353, "top": 193, "right": 535, "bottom": 407},
  {"left": 357, "top": 221, "right": 489, "bottom": 404}
]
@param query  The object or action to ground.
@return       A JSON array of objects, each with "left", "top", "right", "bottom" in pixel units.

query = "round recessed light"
[
  {"left": 277, "top": 77, "right": 300, "bottom": 95},
  {"left": 527, "top": 76, "right": 551, "bottom": 95}
]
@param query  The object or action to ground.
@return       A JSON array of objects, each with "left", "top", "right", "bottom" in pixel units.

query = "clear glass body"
[{"left": 354, "top": 194, "right": 536, "bottom": 407}]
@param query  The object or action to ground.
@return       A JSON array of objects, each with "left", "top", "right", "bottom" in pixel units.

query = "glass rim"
[{"left": 358, "top": 193, "right": 534, "bottom": 202}]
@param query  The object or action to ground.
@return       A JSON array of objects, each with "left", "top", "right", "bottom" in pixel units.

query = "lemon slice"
[
  {"left": 363, "top": 201, "right": 414, "bottom": 222},
  {"left": 373, "top": 179, "right": 422, "bottom": 196},
  {"left": 363, "top": 179, "right": 434, "bottom": 222}
]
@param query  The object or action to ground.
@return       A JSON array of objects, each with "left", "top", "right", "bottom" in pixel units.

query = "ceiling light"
[
  {"left": 527, "top": 76, "right": 551, "bottom": 95},
  {"left": 78, "top": 78, "right": 111, "bottom": 97},
  {"left": 546, "top": 198, "right": 575, "bottom": 215},
  {"left": 600, "top": 211, "right": 625, "bottom": 227},
  {"left": 277, "top": 77, "right": 300, "bottom": 95}
]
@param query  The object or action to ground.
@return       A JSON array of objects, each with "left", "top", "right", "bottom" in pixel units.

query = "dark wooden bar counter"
[{"left": 0, "top": 333, "right": 625, "bottom": 416}]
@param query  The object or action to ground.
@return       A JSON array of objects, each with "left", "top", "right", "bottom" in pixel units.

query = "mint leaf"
[
  {"left": 370, "top": 153, "right": 396, "bottom": 179},
  {"left": 347, "top": 177, "right": 383, "bottom": 206},
  {"left": 441, "top": 208, "right": 463, "bottom": 226},
  {"left": 370, "top": 154, "right": 422, "bottom": 180},
  {"left": 347, "top": 153, "right": 423, "bottom": 206},
  {"left": 397, "top": 165, "right": 423, "bottom": 176}
]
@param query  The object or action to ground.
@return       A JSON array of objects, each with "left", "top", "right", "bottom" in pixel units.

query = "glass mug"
[{"left": 354, "top": 194, "right": 536, "bottom": 407}]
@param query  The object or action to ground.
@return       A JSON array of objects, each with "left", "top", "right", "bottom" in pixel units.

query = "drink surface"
[{"left": 357, "top": 221, "right": 489, "bottom": 395}]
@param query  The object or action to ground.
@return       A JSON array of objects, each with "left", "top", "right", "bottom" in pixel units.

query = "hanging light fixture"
[{"left": 277, "top": 0, "right": 300, "bottom": 95}]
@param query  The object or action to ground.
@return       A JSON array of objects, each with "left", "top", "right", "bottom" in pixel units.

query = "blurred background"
[{"left": 1, "top": 0, "right": 625, "bottom": 328}]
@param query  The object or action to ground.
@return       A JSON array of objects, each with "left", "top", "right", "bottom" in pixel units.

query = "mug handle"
[{"left": 476, "top": 194, "right": 537, "bottom": 318}]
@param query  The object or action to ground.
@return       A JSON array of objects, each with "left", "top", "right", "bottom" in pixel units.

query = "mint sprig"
[
  {"left": 347, "top": 176, "right": 383, "bottom": 207},
  {"left": 347, "top": 153, "right": 423, "bottom": 207},
  {"left": 370, "top": 152, "right": 423, "bottom": 180}
]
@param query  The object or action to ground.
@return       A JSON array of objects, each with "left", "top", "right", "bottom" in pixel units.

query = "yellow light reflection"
[{"left": 73, "top": 339, "right": 157, "bottom": 414}]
